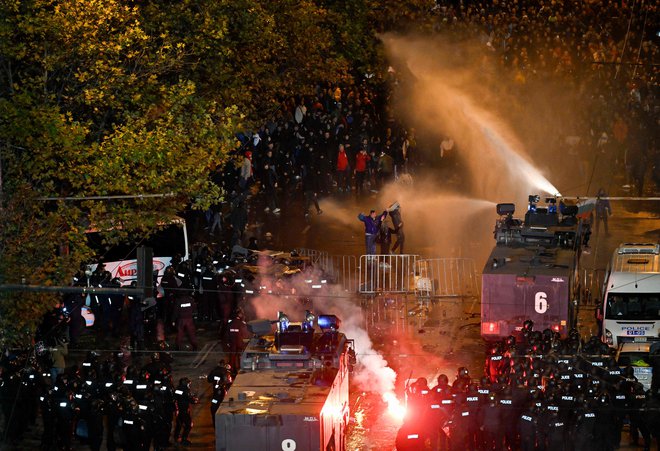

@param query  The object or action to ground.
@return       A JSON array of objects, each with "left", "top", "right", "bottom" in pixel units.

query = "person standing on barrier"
[
  {"left": 377, "top": 219, "right": 395, "bottom": 255},
  {"left": 388, "top": 202, "right": 405, "bottom": 254},
  {"left": 358, "top": 209, "right": 387, "bottom": 255}
]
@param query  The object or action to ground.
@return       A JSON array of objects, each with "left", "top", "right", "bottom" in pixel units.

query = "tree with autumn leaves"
[{"left": 0, "top": 0, "right": 430, "bottom": 344}]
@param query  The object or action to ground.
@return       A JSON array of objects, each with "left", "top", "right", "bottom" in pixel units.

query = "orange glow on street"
[{"left": 383, "top": 392, "right": 406, "bottom": 423}]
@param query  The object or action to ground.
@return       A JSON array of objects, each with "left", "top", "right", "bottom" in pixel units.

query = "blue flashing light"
[{"left": 318, "top": 314, "right": 340, "bottom": 331}]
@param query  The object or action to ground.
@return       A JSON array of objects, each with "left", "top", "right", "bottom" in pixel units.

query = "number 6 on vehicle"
[{"left": 535, "top": 292, "right": 548, "bottom": 314}]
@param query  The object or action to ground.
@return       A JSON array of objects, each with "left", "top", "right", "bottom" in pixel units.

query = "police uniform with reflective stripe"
[
  {"left": 518, "top": 410, "right": 537, "bottom": 451},
  {"left": 174, "top": 295, "right": 198, "bottom": 351},
  {"left": 573, "top": 407, "right": 597, "bottom": 451},
  {"left": 226, "top": 316, "right": 249, "bottom": 371}
]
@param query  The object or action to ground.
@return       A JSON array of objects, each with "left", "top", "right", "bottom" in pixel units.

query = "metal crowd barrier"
[
  {"left": 294, "top": 249, "right": 358, "bottom": 293},
  {"left": 291, "top": 250, "right": 481, "bottom": 298},
  {"left": 582, "top": 268, "right": 606, "bottom": 305},
  {"left": 294, "top": 248, "right": 330, "bottom": 268},
  {"left": 329, "top": 255, "right": 358, "bottom": 293},
  {"left": 415, "top": 258, "right": 479, "bottom": 298},
  {"left": 358, "top": 254, "right": 419, "bottom": 293}
]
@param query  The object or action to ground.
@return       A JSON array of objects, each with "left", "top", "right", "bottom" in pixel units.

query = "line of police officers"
[
  {"left": 396, "top": 323, "right": 660, "bottom": 451},
  {"left": 65, "top": 247, "right": 243, "bottom": 351},
  {"left": 0, "top": 244, "right": 262, "bottom": 449},
  {"left": 0, "top": 342, "right": 215, "bottom": 450}
]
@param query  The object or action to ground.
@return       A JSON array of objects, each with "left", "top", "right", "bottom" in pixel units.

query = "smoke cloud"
[
  {"left": 381, "top": 33, "right": 598, "bottom": 204},
  {"left": 245, "top": 259, "right": 397, "bottom": 395}
]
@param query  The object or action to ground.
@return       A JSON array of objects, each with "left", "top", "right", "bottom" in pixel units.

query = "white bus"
[
  {"left": 602, "top": 243, "right": 660, "bottom": 347},
  {"left": 86, "top": 217, "right": 190, "bottom": 286}
]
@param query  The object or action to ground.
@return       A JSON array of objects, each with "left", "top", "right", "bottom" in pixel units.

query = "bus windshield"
[{"left": 605, "top": 293, "right": 660, "bottom": 321}]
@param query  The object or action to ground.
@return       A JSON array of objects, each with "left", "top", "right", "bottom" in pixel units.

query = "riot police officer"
[
  {"left": 208, "top": 360, "right": 233, "bottom": 427},
  {"left": 142, "top": 352, "right": 168, "bottom": 380},
  {"left": 152, "top": 377, "right": 176, "bottom": 449},
  {"left": 159, "top": 265, "right": 177, "bottom": 329},
  {"left": 405, "top": 377, "right": 434, "bottom": 446},
  {"left": 478, "top": 391, "right": 502, "bottom": 450},
  {"left": 545, "top": 407, "right": 566, "bottom": 450},
  {"left": 225, "top": 308, "right": 250, "bottom": 372},
  {"left": 518, "top": 402, "right": 538, "bottom": 451},
  {"left": 593, "top": 393, "right": 618, "bottom": 451},
  {"left": 629, "top": 382, "right": 651, "bottom": 449},
  {"left": 449, "top": 397, "right": 473, "bottom": 451},
  {"left": 127, "top": 282, "right": 145, "bottom": 351},
  {"left": 120, "top": 397, "right": 144, "bottom": 451},
  {"left": 454, "top": 367, "right": 471, "bottom": 388},
  {"left": 87, "top": 397, "right": 105, "bottom": 451},
  {"left": 395, "top": 421, "right": 425, "bottom": 451},
  {"left": 173, "top": 377, "right": 198, "bottom": 445},
  {"left": 54, "top": 385, "right": 79, "bottom": 451},
  {"left": 218, "top": 270, "right": 237, "bottom": 335},
  {"left": 106, "top": 277, "right": 124, "bottom": 338},
  {"left": 485, "top": 343, "right": 506, "bottom": 383},
  {"left": 173, "top": 283, "right": 198, "bottom": 351},
  {"left": 429, "top": 374, "right": 453, "bottom": 450},
  {"left": 573, "top": 397, "right": 597, "bottom": 451},
  {"left": 199, "top": 257, "right": 218, "bottom": 321}
]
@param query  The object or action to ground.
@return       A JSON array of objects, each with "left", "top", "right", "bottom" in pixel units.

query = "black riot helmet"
[
  {"left": 623, "top": 366, "right": 635, "bottom": 378},
  {"left": 522, "top": 319, "right": 534, "bottom": 333},
  {"left": 171, "top": 253, "right": 183, "bottom": 266},
  {"left": 232, "top": 307, "right": 244, "bottom": 320},
  {"left": 599, "top": 393, "right": 610, "bottom": 405},
  {"left": 220, "top": 270, "right": 236, "bottom": 286},
  {"left": 178, "top": 377, "right": 191, "bottom": 389},
  {"left": 542, "top": 328, "right": 553, "bottom": 341},
  {"left": 416, "top": 377, "right": 429, "bottom": 390}
]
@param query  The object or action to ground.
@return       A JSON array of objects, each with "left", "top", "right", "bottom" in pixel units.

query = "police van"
[{"left": 602, "top": 243, "right": 660, "bottom": 347}]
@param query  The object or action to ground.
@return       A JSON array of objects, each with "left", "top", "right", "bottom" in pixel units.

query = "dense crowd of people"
[
  {"left": 205, "top": 79, "right": 417, "bottom": 248},
  {"left": 205, "top": 0, "right": 657, "bottom": 252},
  {"left": 397, "top": 322, "right": 660, "bottom": 451},
  {"left": 430, "top": 0, "right": 658, "bottom": 193}
]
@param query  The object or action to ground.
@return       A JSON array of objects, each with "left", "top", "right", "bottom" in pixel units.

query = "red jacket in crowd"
[
  {"left": 337, "top": 149, "right": 349, "bottom": 171},
  {"left": 355, "top": 151, "right": 370, "bottom": 172}
]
